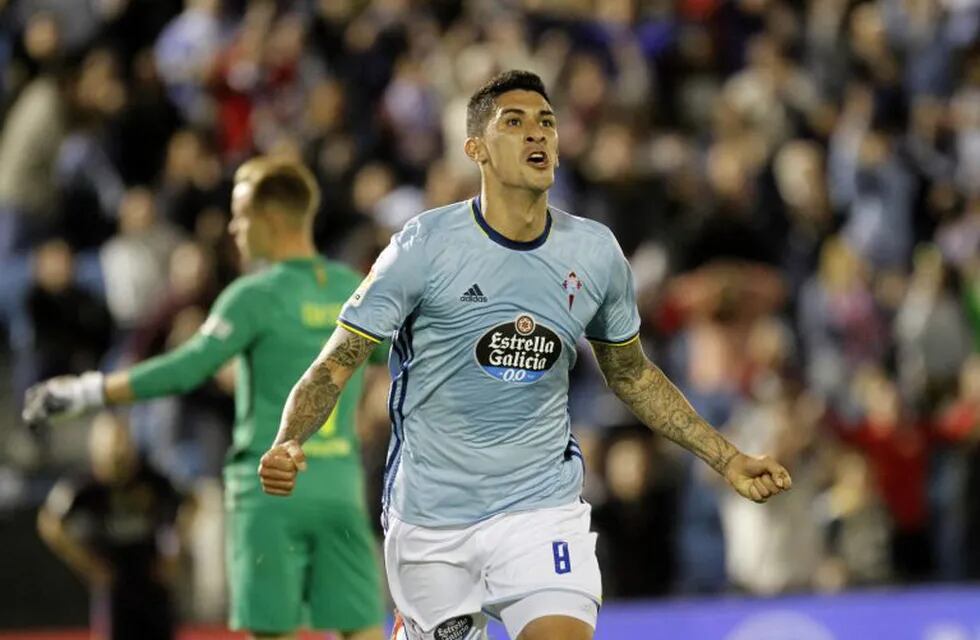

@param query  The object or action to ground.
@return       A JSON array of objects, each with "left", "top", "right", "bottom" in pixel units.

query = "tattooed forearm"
[
  {"left": 592, "top": 339, "right": 739, "bottom": 475},
  {"left": 274, "top": 327, "right": 377, "bottom": 446}
]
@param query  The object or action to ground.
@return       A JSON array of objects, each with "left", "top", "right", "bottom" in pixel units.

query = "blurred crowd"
[{"left": 1, "top": 0, "right": 979, "bottom": 618}]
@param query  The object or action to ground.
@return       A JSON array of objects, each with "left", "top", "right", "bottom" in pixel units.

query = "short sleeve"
[
  {"left": 338, "top": 219, "right": 428, "bottom": 342},
  {"left": 585, "top": 232, "right": 641, "bottom": 345},
  {"left": 45, "top": 479, "right": 98, "bottom": 541},
  {"left": 44, "top": 479, "right": 80, "bottom": 519}
]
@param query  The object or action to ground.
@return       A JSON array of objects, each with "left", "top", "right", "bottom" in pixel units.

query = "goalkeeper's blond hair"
[{"left": 234, "top": 156, "right": 321, "bottom": 224}]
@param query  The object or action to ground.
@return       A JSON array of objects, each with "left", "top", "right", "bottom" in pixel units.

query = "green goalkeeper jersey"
[{"left": 129, "top": 256, "right": 379, "bottom": 510}]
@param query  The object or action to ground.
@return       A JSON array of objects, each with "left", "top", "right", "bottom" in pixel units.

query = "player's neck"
[
  {"left": 479, "top": 184, "right": 548, "bottom": 242},
  {"left": 268, "top": 236, "right": 317, "bottom": 262}
]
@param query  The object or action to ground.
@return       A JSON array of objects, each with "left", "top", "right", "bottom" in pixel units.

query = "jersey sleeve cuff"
[
  {"left": 337, "top": 318, "right": 385, "bottom": 343},
  {"left": 586, "top": 331, "right": 640, "bottom": 347}
]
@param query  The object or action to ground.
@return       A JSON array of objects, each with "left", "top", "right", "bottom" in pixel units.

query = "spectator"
[
  {"left": 0, "top": 14, "right": 67, "bottom": 256},
  {"left": 817, "top": 448, "right": 892, "bottom": 589},
  {"left": 592, "top": 429, "right": 677, "bottom": 598},
  {"left": 380, "top": 56, "right": 443, "bottom": 178},
  {"left": 833, "top": 367, "right": 933, "bottom": 582},
  {"left": 24, "top": 238, "right": 111, "bottom": 383},
  {"left": 841, "top": 125, "right": 916, "bottom": 270},
  {"left": 55, "top": 47, "right": 127, "bottom": 250},
  {"left": 719, "top": 317, "right": 826, "bottom": 595},
  {"left": 935, "top": 196, "right": 980, "bottom": 272},
  {"left": 935, "top": 355, "right": 980, "bottom": 579},
  {"left": 157, "top": 128, "right": 226, "bottom": 235},
  {"left": 100, "top": 186, "right": 182, "bottom": 331},
  {"left": 772, "top": 139, "right": 833, "bottom": 303},
  {"left": 799, "top": 236, "right": 888, "bottom": 401},
  {"left": 894, "top": 243, "right": 972, "bottom": 411},
  {"left": 112, "top": 48, "right": 182, "bottom": 186},
  {"left": 153, "top": 0, "right": 222, "bottom": 125},
  {"left": 951, "top": 51, "right": 980, "bottom": 197},
  {"left": 720, "top": 390, "right": 826, "bottom": 594},
  {"left": 124, "top": 240, "right": 218, "bottom": 364},
  {"left": 37, "top": 411, "right": 185, "bottom": 640}
]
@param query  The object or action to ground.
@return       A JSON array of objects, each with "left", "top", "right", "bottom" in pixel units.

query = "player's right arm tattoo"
[
  {"left": 591, "top": 339, "right": 739, "bottom": 475},
  {"left": 274, "top": 327, "right": 377, "bottom": 446}
]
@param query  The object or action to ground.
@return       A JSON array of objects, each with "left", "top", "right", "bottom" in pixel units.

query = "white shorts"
[{"left": 385, "top": 500, "right": 602, "bottom": 639}]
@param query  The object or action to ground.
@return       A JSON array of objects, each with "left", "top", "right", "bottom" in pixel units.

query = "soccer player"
[
  {"left": 258, "top": 71, "right": 793, "bottom": 640},
  {"left": 23, "top": 157, "right": 385, "bottom": 640}
]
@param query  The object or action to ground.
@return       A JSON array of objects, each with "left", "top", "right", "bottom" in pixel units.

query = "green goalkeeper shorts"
[{"left": 226, "top": 497, "right": 384, "bottom": 633}]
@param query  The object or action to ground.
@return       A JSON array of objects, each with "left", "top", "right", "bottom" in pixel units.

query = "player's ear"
[{"left": 464, "top": 137, "right": 486, "bottom": 164}]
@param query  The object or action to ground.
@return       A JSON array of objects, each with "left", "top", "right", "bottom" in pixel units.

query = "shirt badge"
[{"left": 562, "top": 271, "right": 582, "bottom": 310}]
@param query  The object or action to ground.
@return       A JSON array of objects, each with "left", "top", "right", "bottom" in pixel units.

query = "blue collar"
[{"left": 471, "top": 196, "right": 551, "bottom": 251}]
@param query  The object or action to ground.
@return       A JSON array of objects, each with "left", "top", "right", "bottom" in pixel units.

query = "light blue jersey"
[{"left": 338, "top": 198, "right": 640, "bottom": 527}]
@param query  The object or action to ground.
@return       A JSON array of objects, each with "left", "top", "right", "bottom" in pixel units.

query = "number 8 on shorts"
[{"left": 552, "top": 541, "right": 571, "bottom": 575}]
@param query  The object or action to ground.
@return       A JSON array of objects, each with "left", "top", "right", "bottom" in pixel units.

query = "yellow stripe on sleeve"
[
  {"left": 337, "top": 320, "right": 383, "bottom": 343},
  {"left": 587, "top": 332, "right": 640, "bottom": 348}
]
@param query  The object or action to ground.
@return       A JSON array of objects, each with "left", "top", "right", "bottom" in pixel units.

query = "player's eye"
[
  {"left": 507, "top": 117, "right": 521, "bottom": 126},
  {"left": 542, "top": 119, "right": 555, "bottom": 128}
]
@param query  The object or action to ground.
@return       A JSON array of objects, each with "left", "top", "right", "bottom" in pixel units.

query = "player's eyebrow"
[{"left": 500, "top": 108, "right": 556, "bottom": 118}]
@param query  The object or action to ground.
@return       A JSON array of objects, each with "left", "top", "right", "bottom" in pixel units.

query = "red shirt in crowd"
[{"left": 838, "top": 418, "right": 930, "bottom": 532}]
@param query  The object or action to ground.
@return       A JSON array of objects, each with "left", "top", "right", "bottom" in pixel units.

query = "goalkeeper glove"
[{"left": 22, "top": 371, "right": 106, "bottom": 427}]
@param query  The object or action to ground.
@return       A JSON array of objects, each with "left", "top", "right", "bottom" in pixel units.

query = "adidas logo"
[{"left": 459, "top": 283, "right": 488, "bottom": 303}]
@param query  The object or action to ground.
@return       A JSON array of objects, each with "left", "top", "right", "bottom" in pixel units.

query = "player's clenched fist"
[
  {"left": 723, "top": 453, "right": 793, "bottom": 504},
  {"left": 258, "top": 440, "right": 307, "bottom": 496}
]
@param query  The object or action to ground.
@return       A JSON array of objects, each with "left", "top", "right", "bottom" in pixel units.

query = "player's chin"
[{"left": 521, "top": 168, "right": 555, "bottom": 191}]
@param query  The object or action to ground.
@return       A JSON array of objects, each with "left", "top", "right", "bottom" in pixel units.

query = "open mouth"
[{"left": 525, "top": 150, "right": 550, "bottom": 169}]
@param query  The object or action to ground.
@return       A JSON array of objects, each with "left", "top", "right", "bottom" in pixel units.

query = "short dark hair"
[{"left": 466, "top": 70, "right": 551, "bottom": 137}]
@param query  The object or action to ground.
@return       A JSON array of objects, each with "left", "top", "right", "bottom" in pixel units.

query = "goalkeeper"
[{"left": 23, "top": 157, "right": 385, "bottom": 640}]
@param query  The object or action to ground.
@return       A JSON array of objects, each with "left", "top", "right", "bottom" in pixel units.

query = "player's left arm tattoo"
[
  {"left": 274, "top": 327, "right": 377, "bottom": 446},
  {"left": 591, "top": 339, "right": 739, "bottom": 475}
]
